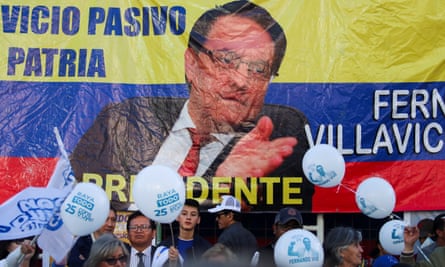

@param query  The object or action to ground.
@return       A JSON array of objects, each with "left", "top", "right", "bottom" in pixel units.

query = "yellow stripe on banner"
[
  {"left": 278, "top": 0, "right": 445, "bottom": 83},
  {"left": 1, "top": 1, "right": 444, "bottom": 83}
]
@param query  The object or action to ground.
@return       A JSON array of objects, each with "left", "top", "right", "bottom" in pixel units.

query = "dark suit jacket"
[
  {"left": 67, "top": 235, "right": 92, "bottom": 267},
  {"left": 70, "top": 97, "right": 313, "bottom": 211}
]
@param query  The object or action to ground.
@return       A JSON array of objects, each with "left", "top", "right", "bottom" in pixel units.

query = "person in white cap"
[{"left": 208, "top": 195, "right": 258, "bottom": 265}]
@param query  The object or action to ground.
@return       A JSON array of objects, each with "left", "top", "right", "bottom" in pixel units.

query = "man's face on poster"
[{"left": 186, "top": 15, "right": 276, "bottom": 129}]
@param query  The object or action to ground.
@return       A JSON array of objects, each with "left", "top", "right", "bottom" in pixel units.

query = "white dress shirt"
[
  {"left": 129, "top": 246, "right": 152, "bottom": 267},
  {"left": 153, "top": 101, "right": 233, "bottom": 176}
]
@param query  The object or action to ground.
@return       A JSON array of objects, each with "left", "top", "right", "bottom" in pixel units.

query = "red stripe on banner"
[
  {"left": 312, "top": 160, "right": 444, "bottom": 213},
  {"left": 0, "top": 157, "right": 58, "bottom": 204},
  {"left": 1, "top": 156, "right": 443, "bottom": 212}
]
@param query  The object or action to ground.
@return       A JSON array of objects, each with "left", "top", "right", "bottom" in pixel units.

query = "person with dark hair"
[
  {"left": 70, "top": 0, "right": 313, "bottom": 212},
  {"left": 83, "top": 233, "right": 129, "bottom": 267},
  {"left": 417, "top": 218, "right": 434, "bottom": 248},
  {"left": 208, "top": 195, "right": 257, "bottom": 265},
  {"left": 126, "top": 211, "right": 157, "bottom": 267},
  {"left": 152, "top": 199, "right": 211, "bottom": 267},
  {"left": 67, "top": 206, "right": 117, "bottom": 266},
  {"left": 371, "top": 238, "right": 399, "bottom": 267},
  {"left": 258, "top": 207, "right": 304, "bottom": 267},
  {"left": 322, "top": 226, "right": 363, "bottom": 267},
  {"left": 414, "top": 213, "right": 445, "bottom": 263}
]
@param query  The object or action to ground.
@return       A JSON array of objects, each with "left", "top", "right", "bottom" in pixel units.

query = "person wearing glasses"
[
  {"left": 208, "top": 195, "right": 257, "bottom": 266},
  {"left": 67, "top": 207, "right": 117, "bottom": 267},
  {"left": 83, "top": 234, "right": 129, "bottom": 267},
  {"left": 125, "top": 211, "right": 157, "bottom": 267},
  {"left": 70, "top": 0, "right": 312, "bottom": 212}
]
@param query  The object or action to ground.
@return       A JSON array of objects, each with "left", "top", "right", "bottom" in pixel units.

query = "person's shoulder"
[
  {"left": 372, "top": 254, "right": 399, "bottom": 267},
  {"left": 423, "top": 241, "right": 437, "bottom": 253},
  {"left": 73, "top": 235, "right": 92, "bottom": 246},
  {"left": 194, "top": 235, "right": 212, "bottom": 246},
  {"left": 261, "top": 104, "right": 307, "bottom": 121},
  {"left": 259, "top": 242, "right": 274, "bottom": 251},
  {"left": 432, "top": 245, "right": 445, "bottom": 255},
  {"left": 123, "top": 242, "right": 131, "bottom": 252},
  {"left": 95, "top": 97, "right": 187, "bottom": 124},
  {"left": 260, "top": 104, "right": 308, "bottom": 137},
  {"left": 104, "top": 97, "right": 186, "bottom": 110},
  {"left": 428, "top": 246, "right": 445, "bottom": 266},
  {"left": 158, "top": 236, "right": 175, "bottom": 247}
]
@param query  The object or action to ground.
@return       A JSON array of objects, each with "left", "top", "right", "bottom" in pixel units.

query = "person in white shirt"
[{"left": 126, "top": 211, "right": 157, "bottom": 267}]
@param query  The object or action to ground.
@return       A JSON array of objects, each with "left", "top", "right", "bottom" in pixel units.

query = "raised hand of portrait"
[{"left": 215, "top": 116, "right": 297, "bottom": 178}]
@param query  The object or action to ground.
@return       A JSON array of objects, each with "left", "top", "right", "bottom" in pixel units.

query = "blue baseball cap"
[{"left": 274, "top": 207, "right": 303, "bottom": 226}]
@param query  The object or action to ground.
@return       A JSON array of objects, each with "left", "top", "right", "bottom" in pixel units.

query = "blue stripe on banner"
[{"left": 1, "top": 81, "right": 445, "bottom": 163}]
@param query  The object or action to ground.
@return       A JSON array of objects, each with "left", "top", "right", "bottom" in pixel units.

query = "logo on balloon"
[
  {"left": 61, "top": 182, "right": 110, "bottom": 236},
  {"left": 379, "top": 220, "right": 407, "bottom": 255},
  {"left": 274, "top": 229, "right": 324, "bottom": 267},
  {"left": 355, "top": 177, "right": 396, "bottom": 219},
  {"left": 155, "top": 190, "right": 183, "bottom": 217},
  {"left": 133, "top": 165, "right": 185, "bottom": 224},
  {"left": 302, "top": 144, "right": 345, "bottom": 188}
]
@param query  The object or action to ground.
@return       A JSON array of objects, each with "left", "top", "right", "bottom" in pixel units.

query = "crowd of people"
[{"left": 2, "top": 195, "right": 442, "bottom": 267}]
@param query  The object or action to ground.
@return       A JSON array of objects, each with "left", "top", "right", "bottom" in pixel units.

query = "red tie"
[{"left": 178, "top": 128, "right": 201, "bottom": 176}]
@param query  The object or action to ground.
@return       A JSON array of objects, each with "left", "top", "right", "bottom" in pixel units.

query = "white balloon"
[
  {"left": 61, "top": 182, "right": 110, "bottom": 236},
  {"left": 379, "top": 220, "right": 407, "bottom": 255},
  {"left": 302, "top": 144, "right": 345, "bottom": 188},
  {"left": 133, "top": 165, "right": 185, "bottom": 224},
  {"left": 355, "top": 177, "right": 396, "bottom": 219},
  {"left": 274, "top": 229, "right": 324, "bottom": 267}
]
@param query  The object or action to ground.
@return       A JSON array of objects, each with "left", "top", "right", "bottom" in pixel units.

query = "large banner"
[{"left": 1, "top": 1, "right": 445, "bottom": 213}]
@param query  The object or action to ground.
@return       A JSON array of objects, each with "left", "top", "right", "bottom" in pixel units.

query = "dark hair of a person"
[
  {"left": 126, "top": 210, "right": 156, "bottom": 232},
  {"left": 188, "top": 0, "right": 286, "bottom": 77},
  {"left": 277, "top": 219, "right": 303, "bottom": 231},
  {"left": 432, "top": 213, "right": 445, "bottom": 240},
  {"left": 185, "top": 198, "right": 201, "bottom": 215},
  {"left": 110, "top": 205, "right": 117, "bottom": 215},
  {"left": 0, "top": 240, "right": 11, "bottom": 259},
  {"left": 231, "top": 210, "right": 242, "bottom": 222}
]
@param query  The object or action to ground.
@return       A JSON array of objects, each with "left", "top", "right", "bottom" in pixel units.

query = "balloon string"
[
  {"left": 337, "top": 183, "right": 396, "bottom": 219},
  {"left": 389, "top": 213, "right": 402, "bottom": 220},
  {"left": 416, "top": 244, "right": 433, "bottom": 265},
  {"left": 336, "top": 183, "right": 356, "bottom": 194},
  {"left": 169, "top": 223, "right": 175, "bottom": 248}
]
